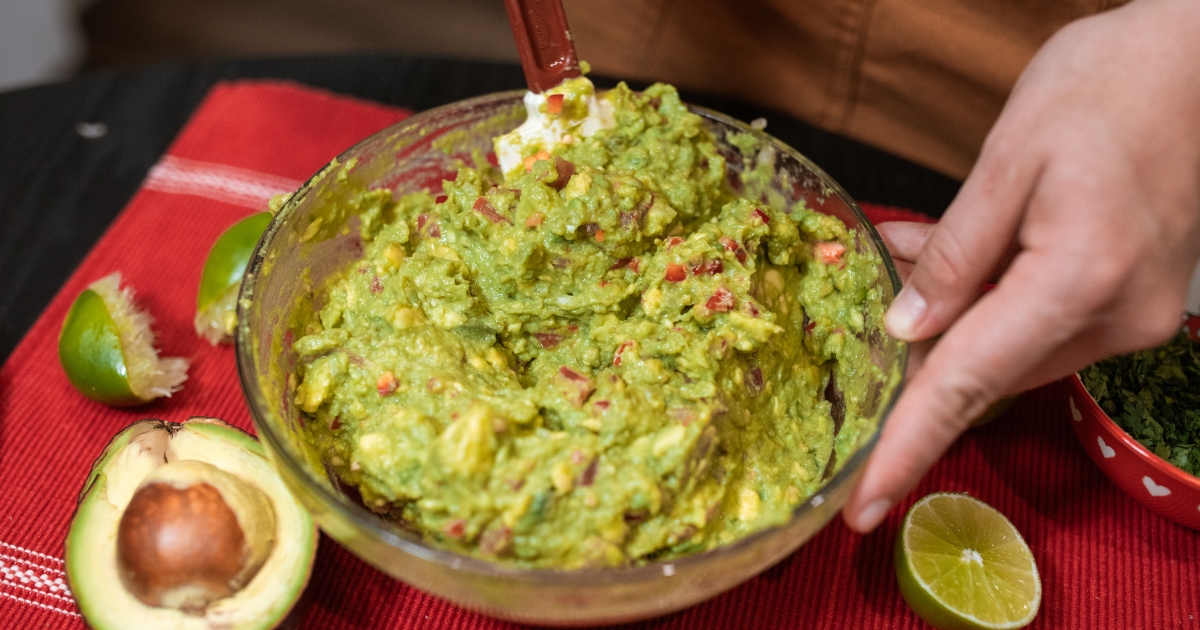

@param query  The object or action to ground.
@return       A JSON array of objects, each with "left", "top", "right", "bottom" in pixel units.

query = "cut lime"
[
  {"left": 195, "top": 212, "right": 271, "bottom": 344},
  {"left": 59, "top": 272, "right": 188, "bottom": 406},
  {"left": 895, "top": 493, "right": 1041, "bottom": 630}
]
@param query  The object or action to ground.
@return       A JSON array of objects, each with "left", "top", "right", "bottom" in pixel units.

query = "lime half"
[
  {"left": 59, "top": 273, "right": 189, "bottom": 406},
  {"left": 195, "top": 211, "right": 271, "bottom": 344},
  {"left": 895, "top": 493, "right": 1041, "bottom": 630}
]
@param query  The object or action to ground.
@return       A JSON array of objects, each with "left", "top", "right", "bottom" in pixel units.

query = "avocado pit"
[{"left": 117, "top": 460, "right": 277, "bottom": 613}]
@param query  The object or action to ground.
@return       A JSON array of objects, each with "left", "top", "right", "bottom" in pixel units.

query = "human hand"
[{"left": 843, "top": 0, "right": 1200, "bottom": 533}]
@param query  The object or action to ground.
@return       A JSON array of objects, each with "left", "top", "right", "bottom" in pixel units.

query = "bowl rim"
[
  {"left": 1067, "top": 373, "right": 1200, "bottom": 491},
  {"left": 235, "top": 89, "right": 909, "bottom": 582}
]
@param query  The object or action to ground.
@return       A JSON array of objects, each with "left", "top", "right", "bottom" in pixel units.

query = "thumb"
[{"left": 886, "top": 138, "right": 1041, "bottom": 342}]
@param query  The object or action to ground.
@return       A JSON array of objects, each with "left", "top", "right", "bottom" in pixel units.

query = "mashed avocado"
[{"left": 292, "top": 78, "right": 886, "bottom": 568}]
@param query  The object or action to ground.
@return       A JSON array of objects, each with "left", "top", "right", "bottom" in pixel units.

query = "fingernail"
[
  {"left": 854, "top": 499, "right": 893, "bottom": 532},
  {"left": 886, "top": 285, "right": 926, "bottom": 340}
]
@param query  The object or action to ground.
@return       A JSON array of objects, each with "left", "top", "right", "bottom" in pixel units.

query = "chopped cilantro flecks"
[{"left": 1081, "top": 333, "right": 1200, "bottom": 477}]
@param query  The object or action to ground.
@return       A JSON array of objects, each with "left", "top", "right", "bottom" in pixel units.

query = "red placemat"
[{"left": 1, "top": 80, "right": 1196, "bottom": 629}]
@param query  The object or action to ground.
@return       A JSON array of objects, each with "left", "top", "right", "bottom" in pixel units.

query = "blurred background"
[{"left": 0, "top": 0, "right": 520, "bottom": 92}]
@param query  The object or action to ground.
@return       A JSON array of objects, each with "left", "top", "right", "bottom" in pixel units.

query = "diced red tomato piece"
[
  {"left": 610, "top": 257, "right": 632, "bottom": 271},
  {"left": 376, "top": 372, "right": 398, "bottom": 396},
  {"left": 814, "top": 241, "right": 846, "bottom": 266},
  {"left": 559, "top": 366, "right": 588, "bottom": 382},
  {"left": 546, "top": 93, "right": 565, "bottom": 114},
  {"left": 435, "top": 195, "right": 448, "bottom": 204},
  {"left": 524, "top": 212, "right": 544, "bottom": 227},
  {"left": 666, "top": 236, "right": 684, "bottom": 250},
  {"left": 719, "top": 236, "right": 739, "bottom": 252},
  {"left": 628, "top": 258, "right": 641, "bottom": 273},
  {"left": 613, "top": 340, "right": 635, "bottom": 366},
  {"left": 665, "top": 263, "right": 687, "bottom": 282},
  {"left": 752, "top": 208, "right": 771, "bottom": 224},
  {"left": 705, "top": 286, "right": 735, "bottom": 312},
  {"left": 556, "top": 366, "right": 595, "bottom": 407},
  {"left": 595, "top": 229, "right": 606, "bottom": 242},
  {"left": 443, "top": 519, "right": 467, "bottom": 539}
]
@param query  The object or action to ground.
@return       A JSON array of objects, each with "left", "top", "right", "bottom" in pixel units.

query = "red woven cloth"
[{"left": 1, "top": 80, "right": 1196, "bottom": 629}]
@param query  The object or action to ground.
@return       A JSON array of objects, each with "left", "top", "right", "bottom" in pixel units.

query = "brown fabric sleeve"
[{"left": 566, "top": 0, "right": 1130, "bottom": 180}]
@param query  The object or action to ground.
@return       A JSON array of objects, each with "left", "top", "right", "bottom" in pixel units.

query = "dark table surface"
[{"left": 0, "top": 54, "right": 960, "bottom": 362}]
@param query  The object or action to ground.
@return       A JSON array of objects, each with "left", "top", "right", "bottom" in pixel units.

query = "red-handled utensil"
[{"left": 503, "top": 0, "right": 582, "bottom": 93}]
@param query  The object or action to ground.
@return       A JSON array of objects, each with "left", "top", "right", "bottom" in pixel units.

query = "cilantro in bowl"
[{"left": 1081, "top": 333, "right": 1200, "bottom": 476}]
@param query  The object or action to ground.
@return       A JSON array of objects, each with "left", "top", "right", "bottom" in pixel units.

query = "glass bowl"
[{"left": 235, "top": 90, "right": 907, "bottom": 626}]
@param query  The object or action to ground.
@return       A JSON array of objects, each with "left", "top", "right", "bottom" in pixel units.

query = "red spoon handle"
[{"left": 503, "top": 0, "right": 582, "bottom": 93}]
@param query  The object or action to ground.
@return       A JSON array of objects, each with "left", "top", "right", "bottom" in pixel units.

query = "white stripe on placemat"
[
  {"left": 0, "top": 542, "right": 78, "bottom": 618},
  {"left": 0, "top": 591, "right": 81, "bottom": 618},
  {"left": 144, "top": 155, "right": 303, "bottom": 209}
]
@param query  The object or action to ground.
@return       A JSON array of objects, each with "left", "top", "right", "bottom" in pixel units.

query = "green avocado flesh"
[
  {"left": 65, "top": 419, "right": 317, "bottom": 630},
  {"left": 293, "top": 80, "right": 889, "bottom": 568}
]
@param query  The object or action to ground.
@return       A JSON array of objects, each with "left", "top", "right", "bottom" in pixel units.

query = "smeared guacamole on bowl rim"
[{"left": 291, "top": 78, "right": 889, "bottom": 569}]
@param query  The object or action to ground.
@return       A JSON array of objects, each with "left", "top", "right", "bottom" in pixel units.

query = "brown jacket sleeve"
[{"left": 566, "top": 0, "right": 1129, "bottom": 180}]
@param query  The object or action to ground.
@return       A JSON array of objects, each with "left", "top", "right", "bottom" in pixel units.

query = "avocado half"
[{"left": 66, "top": 418, "right": 317, "bottom": 629}]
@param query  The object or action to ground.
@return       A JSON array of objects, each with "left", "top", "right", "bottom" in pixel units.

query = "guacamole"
[{"left": 292, "top": 78, "right": 887, "bottom": 568}]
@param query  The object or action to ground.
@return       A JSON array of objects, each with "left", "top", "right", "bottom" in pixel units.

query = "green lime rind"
[
  {"left": 196, "top": 212, "right": 271, "bottom": 344},
  {"left": 895, "top": 493, "right": 1041, "bottom": 630},
  {"left": 59, "top": 288, "right": 143, "bottom": 406},
  {"left": 197, "top": 212, "right": 272, "bottom": 312}
]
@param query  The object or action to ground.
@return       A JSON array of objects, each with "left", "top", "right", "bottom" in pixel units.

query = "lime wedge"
[
  {"left": 895, "top": 493, "right": 1041, "bottom": 630},
  {"left": 59, "top": 272, "right": 188, "bottom": 406},
  {"left": 195, "top": 211, "right": 271, "bottom": 344}
]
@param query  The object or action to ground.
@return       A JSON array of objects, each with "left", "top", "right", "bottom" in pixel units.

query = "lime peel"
[
  {"left": 195, "top": 212, "right": 271, "bottom": 344},
  {"left": 895, "top": 493, "right": 1041, "bottom": 630},
  {"left": 62, "top": 272, "right": 189, "bottom": 404}
]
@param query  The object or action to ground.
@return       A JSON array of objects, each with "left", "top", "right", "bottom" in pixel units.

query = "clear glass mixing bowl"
[{"left": 235, "top": 90, "right": 906, "bottom": 626}]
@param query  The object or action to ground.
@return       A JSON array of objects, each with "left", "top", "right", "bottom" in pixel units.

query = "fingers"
[
  {"left": 876, "top": 222, "right": 936, "bottom": 264},
  {"left": 844, "top": 247, "right": 1088, "bottom": 533},
  {"left": 885, "top": 133, "right": 1043, "bottom": 343}
]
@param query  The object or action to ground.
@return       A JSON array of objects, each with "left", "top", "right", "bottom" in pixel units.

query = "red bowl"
[{"left": 1060, "top": 373, "right": 1200, "bottom": 529}]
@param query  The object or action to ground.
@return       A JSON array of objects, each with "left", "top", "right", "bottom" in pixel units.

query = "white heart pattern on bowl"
[
  {"left": 1097, "top": 436, "right": 1116, "bottom": 459},
  {"left": 1070, "top": 396, "right": 1082, "bottom": 422},
  {"left": 1143, "top": 476, "right": 1172, "bottom": 497}
]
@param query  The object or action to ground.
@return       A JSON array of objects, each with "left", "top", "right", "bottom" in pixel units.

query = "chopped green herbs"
[{"left": 1081, "top": 333, "right": 1200, "bottom": 476}]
